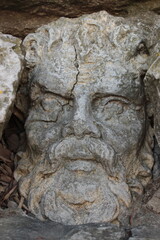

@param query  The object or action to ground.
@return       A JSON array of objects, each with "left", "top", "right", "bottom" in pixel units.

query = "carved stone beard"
[
  {"left": 30, "top": 168, "right": 130, "bottom": 225},
  {"left": 18, "top": 136, "right": 136, "bottom": 225},
  {"left": 15, "top": 117, "right": 154, "bottom": 225}
]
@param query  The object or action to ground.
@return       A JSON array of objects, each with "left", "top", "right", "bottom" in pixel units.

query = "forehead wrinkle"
[
  {"left": 74, "top": 59, "right": 141, "bottom": 93},
  {"left": 72, "top": 71, "right": 143, "bottom": 104},
  {"left": 31, "top": 58, "right": 78, "bottom": 98}
]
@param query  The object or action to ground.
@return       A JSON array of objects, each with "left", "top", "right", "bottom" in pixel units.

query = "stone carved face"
[{"left": 15, "top": 11, "right": 154, "bottom": 225}]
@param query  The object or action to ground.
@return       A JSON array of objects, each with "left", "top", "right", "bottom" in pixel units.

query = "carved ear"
[
  {"left": 23, "top": 34, "right": 41, "bottom": 67},
  {"left": 145, "top": 57, "right": 160, "bottom": 146}
]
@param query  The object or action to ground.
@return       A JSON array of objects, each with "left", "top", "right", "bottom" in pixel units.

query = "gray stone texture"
[
  {"left": 145, "top": 56, "right": 160, "bottom": 147},
  {"left": 0, "top": 33, "right": 23, "bottom": 139},
  {"left": 0, "top": 3, "right": 159, "bottom": 240},
  {"left": 146, "top": 187, "right": 160, "bottom": 213},
  {"left": 14, "top": 11, "right": 160, "bottom": 225},
  {"left": 0, "top": 209, "right": 160, "bottom": 240},
  {"left": 0, "top": 211, "right": 126, "bottom": 240}
]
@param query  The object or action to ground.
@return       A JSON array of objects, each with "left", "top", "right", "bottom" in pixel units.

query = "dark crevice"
[
  {"left": 135, "top": 41, "right": 150, "bottom": 57},
  {"left": 152, "top": 136, "right": 160, "bottom": 181},
  {"left": 152, "top": 7, "right": 160, "bottom": 15},
  {"left": 27, "top": 118, "right": 58, "bottom": 124},
  {"left": 0, "top": 107, "right": 26, "bottom": 209},
  {"left": 3, "top": 111, "right": 26, "bottom": 153},
  {"left": 136, "top": 71, "right": 148, "bottom": 156},
  {"left": 149, "top": 114, "right": 154, "bottom": 128},
  {"left": 123, "top": 228, "right": 132, "bottom": 240}
]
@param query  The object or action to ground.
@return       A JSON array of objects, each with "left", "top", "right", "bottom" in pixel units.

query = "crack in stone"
[
  {"left": 70, "top": 46, "right": 80, "bottom": 97},
  {"left": 29, "top": 119, "right": 58, "bottom": 123}
]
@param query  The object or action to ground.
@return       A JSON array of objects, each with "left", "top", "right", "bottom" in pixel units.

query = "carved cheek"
[
  {"left": 92, "top": 99, "right": 145, "bottom": 152},
  {"left": 26, "top": 122, "right": 61, "bottom": 152},
  {"left": 25, "top": 93, "right": 74, "bottom": 152}
]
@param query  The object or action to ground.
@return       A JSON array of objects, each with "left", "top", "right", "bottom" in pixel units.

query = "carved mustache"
[{"left": 49, "top": 137, "right": 116, "bottom": 175}]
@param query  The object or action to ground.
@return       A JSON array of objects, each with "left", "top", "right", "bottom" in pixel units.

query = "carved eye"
[
  {"left": 33, "top": 94, "right": 73, "bottom": 122},
  {"left": 92, "top": 96, "right": 130, "bottom": 121},
  {"left": 104, "top": 100, "right": 125, "bottom": 119},
  {"left": 27, "top": 96, "right": 63, "bottom": 123},
  {"left": 41, "top": 97, "right": 62, "bottom": 113}
]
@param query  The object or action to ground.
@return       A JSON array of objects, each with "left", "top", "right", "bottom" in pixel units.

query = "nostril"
[
  {"left": 62, "top": 125, "right": 74, "bottom": 137},
  {"left": 62, "top": 118, "right": 100, "bottom": 138},
  {"left": 74, "top": 119, "right": 100, "bottom": 138}
]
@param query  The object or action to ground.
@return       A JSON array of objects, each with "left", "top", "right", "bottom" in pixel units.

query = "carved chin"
[
  {"left": 42, "top": 184, "right": 119, "bottom": 225},
  {"left": 28, "top": 162, "right": 125, "bottom": 225}
]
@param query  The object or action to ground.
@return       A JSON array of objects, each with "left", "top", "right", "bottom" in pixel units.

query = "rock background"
[
  {"left": 0, "top": 34, "right": 23, "bottom": 139},
  {"left": 0, "top": 0, "right": 159, "bottom": 38}
]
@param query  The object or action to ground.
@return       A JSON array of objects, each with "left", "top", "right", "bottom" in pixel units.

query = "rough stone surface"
[
  {"left": 146, "top": 187, "right": 160, "bottom": 213},
  {"left": 0, "top": 0, "right": 150, "bottom": 14},
  {"left": 0, "top": 0, "right": 159, "bottom": 37},
  {"left": 0, "top": 211, "right": 126, "bottom": 240},
  {"left": 14, "top": 11, "right": 160, "bottom": 225},
  {"left": 131, "top": 225, "right": 160, "bottom": 240},
  {"left": 128, "top": 198, "right": 160, "bottom": 239},
  {"left": 0, "top": 33, "right": 23, "bottom": 139},
  {"left": 129, "top": 238, "right": 159, "bottom": 240},
  {"left": 0, "top": 208, "right": 160, "bottom": 239},
  {"left": 131, "top": 226, "right": 160, "bottom": 240},
  {"left": 152, "top": 139, "right": 160, "bottom": 179},
  {"left": 0, "top": 4, "right": 160, "bottom": 239},
  {"left": 145, "top": 55, "right": 160, "bottom": 148}
]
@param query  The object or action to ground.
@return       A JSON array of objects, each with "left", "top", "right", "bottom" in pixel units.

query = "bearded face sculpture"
[{"left": 15, "top": 11, "right": 156, "bottom": 225}]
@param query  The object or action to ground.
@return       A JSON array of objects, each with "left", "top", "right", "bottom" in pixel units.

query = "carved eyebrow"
[
  {"left": 92, "top": 93, "right": 130, "bottom": 103},
  {"left": 103, "top": 96, "right": 130, "bottom": 105},
  {"left": 35, "top": 83, "right": 73, "bottom": 100},
  {"left": 43, "top": 91, "right": 72, "bottom": 101}
]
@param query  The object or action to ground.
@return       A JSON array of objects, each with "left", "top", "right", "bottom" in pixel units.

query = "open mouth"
[{"left": 65, "top": 159, "right": 97, "bottom": 172}]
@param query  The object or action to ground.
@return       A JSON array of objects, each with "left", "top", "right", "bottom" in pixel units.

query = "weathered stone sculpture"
[
  {"left": 0, "top": 33, "right": 23, "bottom": 139},
  {"left": 15, "top": 11, "right": 159, "bottom": 225}
]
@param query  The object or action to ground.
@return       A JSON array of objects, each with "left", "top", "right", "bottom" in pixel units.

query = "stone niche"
[{"left": 10, "top": 10, "right": 160, "bottom": 226}]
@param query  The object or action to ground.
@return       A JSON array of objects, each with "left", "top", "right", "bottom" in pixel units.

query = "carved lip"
[{"left": 65, "top": 159, "right": 97, "bottom": 172}]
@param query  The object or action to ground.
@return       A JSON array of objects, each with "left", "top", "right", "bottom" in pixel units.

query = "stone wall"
[{"left": 0, "top": 0, "right": 159, "bottom": 37}]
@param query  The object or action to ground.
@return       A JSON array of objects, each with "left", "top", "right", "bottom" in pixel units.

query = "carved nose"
[
  {"left": 62, "top": 97, "right": 100, "bottom": 138},
  {"left": 63, "top": 118, "right": 100, "bottom": 138}
]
